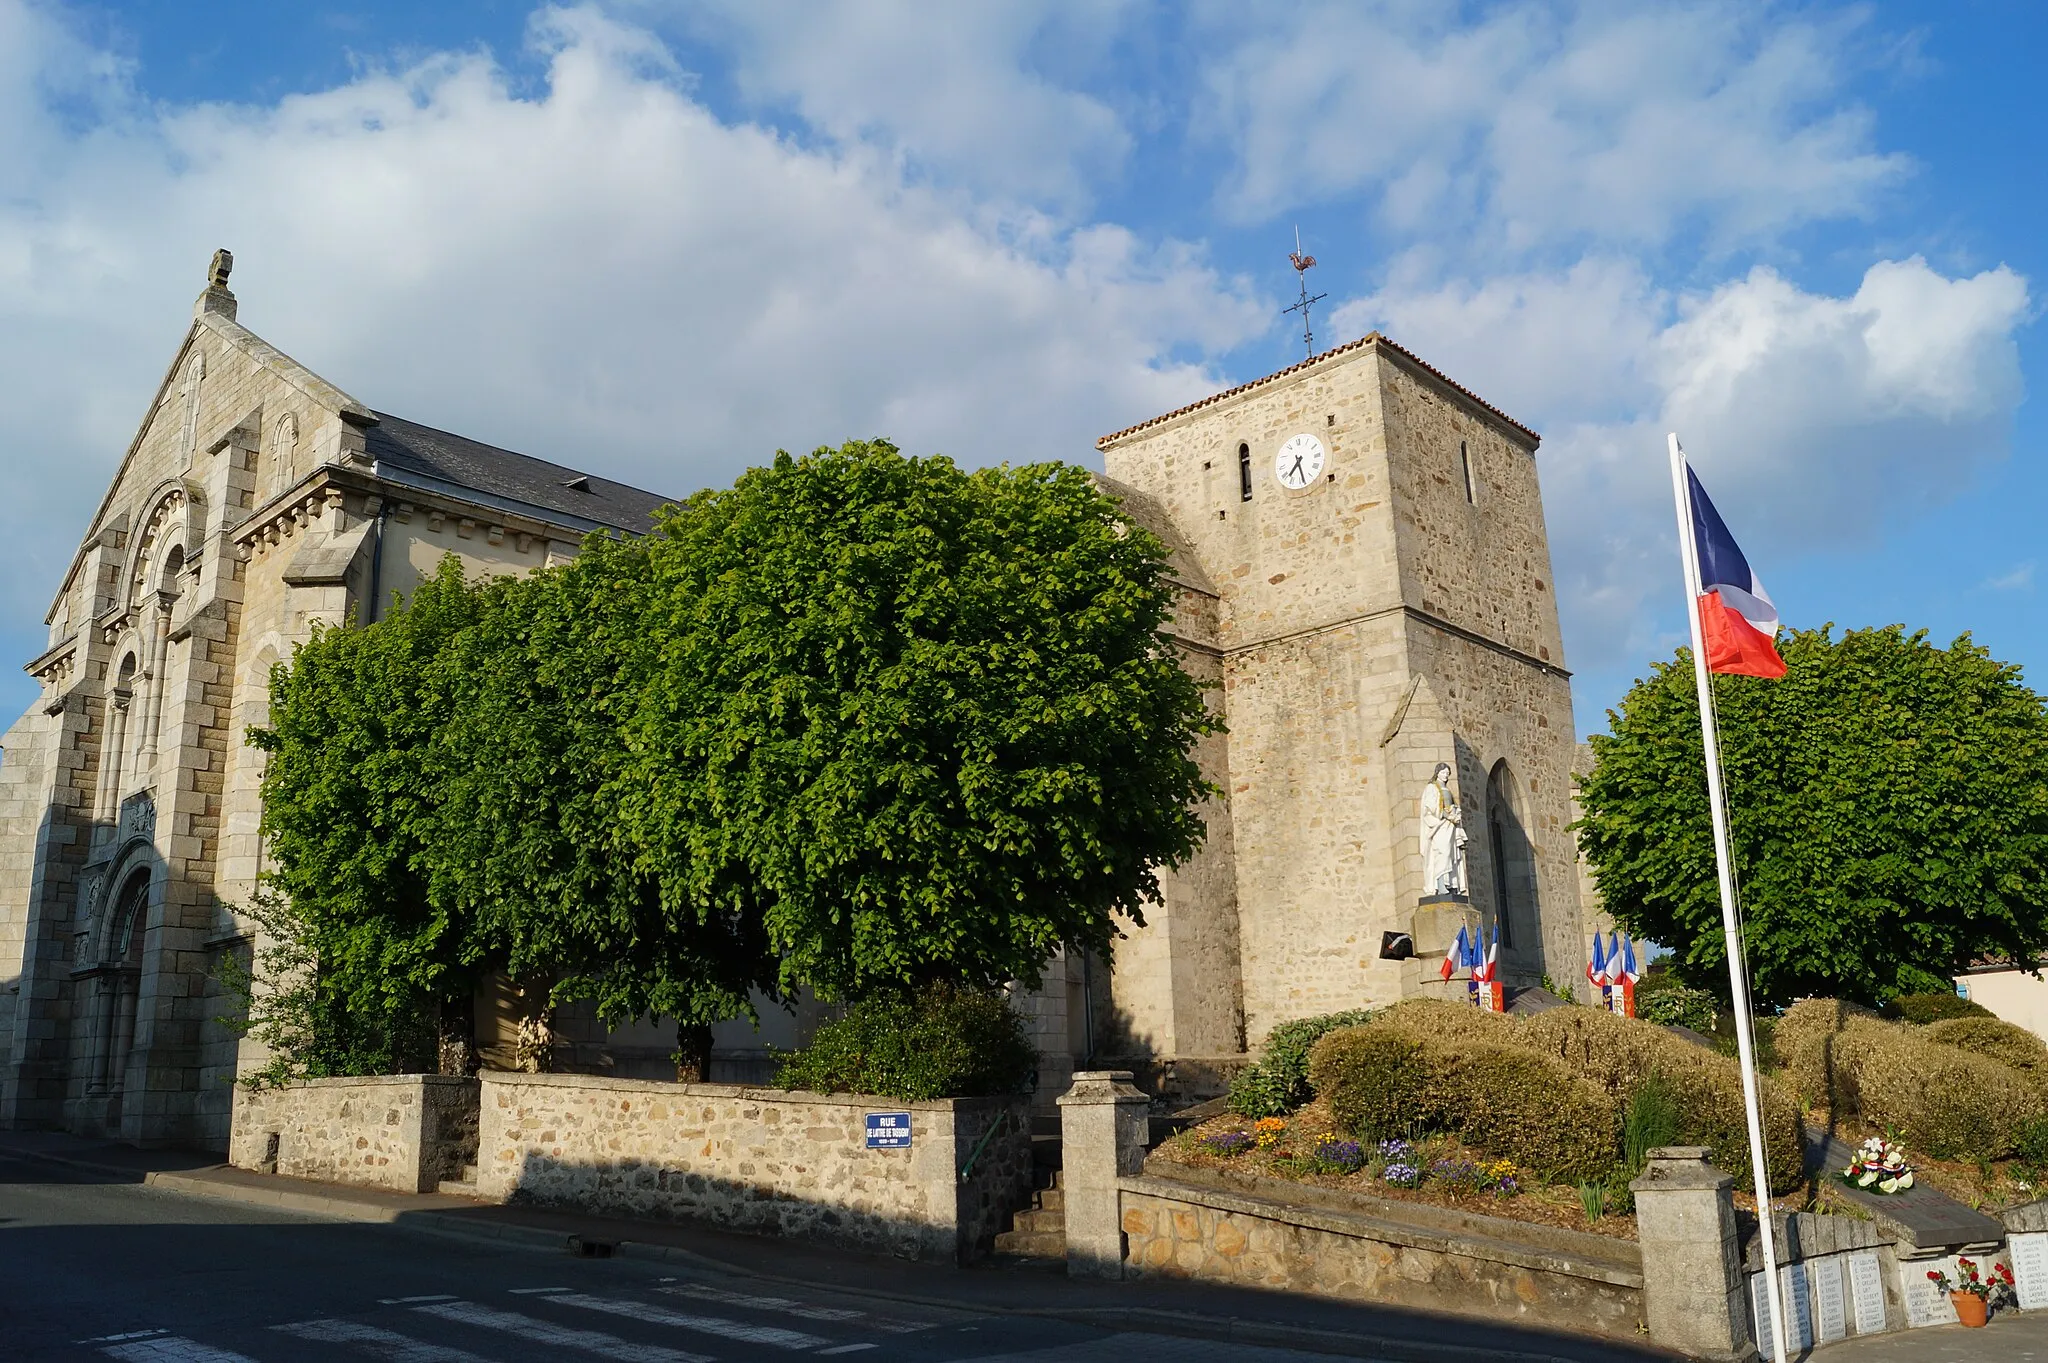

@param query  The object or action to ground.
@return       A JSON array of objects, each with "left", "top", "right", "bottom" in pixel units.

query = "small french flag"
[
  {"left": 1477, "top": 922, "right": 1499, "bottom": 984},
  {"left": 1619, "top": 934, "right": 1642, "bottom": 985},
  {"left": 1685, "top": 465, "right": 1785, "bottom": 679},
  {"left": 1587, "top": 931, "right": 1607, "bottom": 986},
  {"left": 1442, "top": 924, "right": 1470, "bottom": 981}
]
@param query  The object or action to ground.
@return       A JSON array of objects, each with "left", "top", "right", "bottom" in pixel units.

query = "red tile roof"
[{"left": 1095, "top": 332, "right": 1541, "bottom": 450}]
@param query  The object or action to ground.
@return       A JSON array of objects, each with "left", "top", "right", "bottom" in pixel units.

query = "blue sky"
[{"left": 2, "top": 1, "right": 2042, "bottom": 735}]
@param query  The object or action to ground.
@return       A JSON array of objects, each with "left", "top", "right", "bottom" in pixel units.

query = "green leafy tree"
[
  {"left": 611, "top": 440, "right": 1220, "bottom": 1002},
  {"left": 429, "top": 546, "right": 781, "bottom": 1078},
  {"left": 1577, "top": 625, "right": 2048, "bottom": 1007},
  {"left": 250, "top": 557, "right": 490, "bottom": 1071}
]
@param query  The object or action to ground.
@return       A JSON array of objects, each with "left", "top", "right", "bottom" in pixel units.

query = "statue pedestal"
[{"left": 1401, "top": 895, "right": 1477, "bottom": 1001}]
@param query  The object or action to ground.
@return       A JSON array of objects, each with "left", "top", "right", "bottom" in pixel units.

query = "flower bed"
[{"left": 1161, "top": 1101, "right": 1637, "bottom": 1240}]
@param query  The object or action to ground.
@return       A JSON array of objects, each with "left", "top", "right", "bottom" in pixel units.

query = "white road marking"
[
  {"left": 817, "top": 1346, "right": 879, "bottom": 1357},
  {"left": 81, "top": 1331, "right": 169, "bottom": 1343},
  {"left": 414, "top": 1301, "right": 711, "bottom": 1363},
  {"left": 505, "top": 1287, "right": 573, "bottom": 1295},
  {"left": 377, "top": 1295, "right": 459, "bottom": 1305},
  {"left": 100, "top": 1339, "right": 261, "bottom": 1362},
  {"left": 660, "top": 1282, "right": 935, "bottom": 1333},
  {"left": 276, "top": 1318, "right": 503, "bottom": 1361},
  {"left": 548, "top": 1292, "right": 830, "bottom": 1350}
]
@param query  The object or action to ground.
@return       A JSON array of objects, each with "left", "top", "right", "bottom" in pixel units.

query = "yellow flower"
[{"left": 1253, "top": 1116, "right": 1287, "bottom": 1149}]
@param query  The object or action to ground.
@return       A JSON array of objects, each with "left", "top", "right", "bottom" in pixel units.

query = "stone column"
[
  {"left": 1631, "top": 1145, "right": 1751, "bottom": 1360},
  {"left": 1057, "top": 1070, "right": 1148, "bottom": 1279}
]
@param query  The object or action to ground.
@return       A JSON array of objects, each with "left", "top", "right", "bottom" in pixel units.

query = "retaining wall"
[
  {"left": 228, "top": 1075, "right": 479, "bottom": 1194},
  {"left": 475, "top": 1072, "right": 1032, "bottom": 1263},
  {"left": 1118, "top": 1167, "right": 1646, "bottom": 1340}
]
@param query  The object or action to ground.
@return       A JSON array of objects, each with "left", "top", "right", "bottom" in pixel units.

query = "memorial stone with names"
[
  {"left": 1749, "top": 1264, "right": 1814, "bottom": 1356},
  {"left": 2012, "top": 1231, "right": 2048, "bottom": 1310},
  {"left": 1810, "top": 1254, "right": 1847, "bottom": 1343},
  {"left": 1848, "top": 1251, "right": 1888, "bottom": 1335},
  {"left": 1900, "top": 1256, "right": 1959, "bottom": 1328}
]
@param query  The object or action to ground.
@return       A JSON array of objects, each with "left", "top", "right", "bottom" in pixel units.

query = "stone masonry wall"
[
  {"left": 476, "top": 1073, "right": 1032, "bottom": 1263},
  {"left": 1118, "top": 1173, "right": 1645, "bottom": 1341},
  {"left": 230, "top": 1075, "right": 480, "bottom": 1193}
]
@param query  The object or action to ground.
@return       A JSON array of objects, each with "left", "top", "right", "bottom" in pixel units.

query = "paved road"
[{"left": 0, "top": 1151, "right": 1368, "bottom": 1363}]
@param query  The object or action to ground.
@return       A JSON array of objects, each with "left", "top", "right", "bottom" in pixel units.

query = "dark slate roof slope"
[{"left": 364, "top": 411, "right": 679, "bottom": 534}]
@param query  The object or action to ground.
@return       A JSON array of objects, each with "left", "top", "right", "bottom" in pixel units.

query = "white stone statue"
[{"left": 1420, "top": 762, "right": 1470, "bottom": 897}]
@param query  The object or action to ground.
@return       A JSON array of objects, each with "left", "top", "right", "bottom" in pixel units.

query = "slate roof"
[{"left": 363, "top": 411, "right": 678, "bottom": 534}]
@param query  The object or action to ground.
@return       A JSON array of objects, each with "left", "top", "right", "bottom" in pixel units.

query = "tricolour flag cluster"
[
  {"left": 1439, "top": 921, "right": 1500, "bottom": 983},
  {"left": 1587, "top": 931, "right": 1641, "bottom": 988}
]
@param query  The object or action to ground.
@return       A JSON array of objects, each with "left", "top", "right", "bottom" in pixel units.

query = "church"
[{"left": 0, "top": 255, "right": 1589, "bottom": 1149}]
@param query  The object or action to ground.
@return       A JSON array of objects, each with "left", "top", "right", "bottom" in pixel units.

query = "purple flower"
[
  {"left": 1313, "top": 1137, "right": 1365, "bottom": 1172},
  {"left": 1201, "top": 1130, "right": 1254, "bottom": 1156},
  {"left": 1382, "top": 1161, "right": 1422, "bottom": 1188}
]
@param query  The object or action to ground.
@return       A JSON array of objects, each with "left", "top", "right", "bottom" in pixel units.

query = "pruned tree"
[
  {"left": 611, "top": 441, "right": 1220, "bottom": 1004},
  {"left": 1577, "top": 625, "right": 2048, "bottom": 1007}
]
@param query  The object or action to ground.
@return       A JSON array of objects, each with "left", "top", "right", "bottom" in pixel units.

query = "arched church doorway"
[{"left": 92, "top": 870, "right": 149, "bottom": 1123}]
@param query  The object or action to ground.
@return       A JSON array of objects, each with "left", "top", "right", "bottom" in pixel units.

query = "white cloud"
[
  {"left": 654, "top": 0, "right": 1137, "bottom": 210},
  {"left": 0, "top": 2, "right": 1266, "bottom": 653},
  {"left": 1982, "top": 563, "right": 2035, "bottom": 593},
  {"left": 1343, "top": 256, "right": 2031, "bottom": 669},
  {"left": 1200, "top": 2, "right": 1908, "bottom": 253}
]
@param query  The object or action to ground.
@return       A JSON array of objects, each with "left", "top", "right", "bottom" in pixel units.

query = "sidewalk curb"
[{"left": 5, "top": 1143, "right": 1667, "bottom": 1363}]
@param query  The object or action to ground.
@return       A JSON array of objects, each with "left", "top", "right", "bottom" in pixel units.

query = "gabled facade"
[{"left": 0, "top": 255, "right": 671, "bottom": 1147}]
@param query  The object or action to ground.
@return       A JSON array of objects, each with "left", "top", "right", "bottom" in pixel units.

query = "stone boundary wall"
[
  {"left": 1116, "top": 1170, "right": 1646, "bottom": 1341},
  {"left": 229, "top": 1075, "right": 479, "bottom": 1194},
  {"left": 475, "top": 1072, "right": 1032, "bottom": 1264}
]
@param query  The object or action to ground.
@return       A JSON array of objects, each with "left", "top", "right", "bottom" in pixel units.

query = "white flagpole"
[{"left": 1668, "top": 433, "right": 1788, "bottom": 1363}]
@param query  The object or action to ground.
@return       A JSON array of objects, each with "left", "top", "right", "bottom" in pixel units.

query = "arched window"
[
  {"left": 269, "top": 413, "right": 299, "bottom": 498},
  {"left": 1486, "top": 760, "right": 1537, "bottom": 953},
  {"left": 94, "top": 869, "right": 150, "bottom": 1101},
  {"left": 1238, "top": 443, "right": 1252, "bottom": 502}
]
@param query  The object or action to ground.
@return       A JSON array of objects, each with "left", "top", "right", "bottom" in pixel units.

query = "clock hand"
[{"left": 1288, "top": 455, "right": 1304, "bottom": 480}]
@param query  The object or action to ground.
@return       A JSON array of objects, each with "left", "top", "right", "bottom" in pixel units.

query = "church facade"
[{"left": 0, "top": 258, "right": 1587, "bottom": 1149}]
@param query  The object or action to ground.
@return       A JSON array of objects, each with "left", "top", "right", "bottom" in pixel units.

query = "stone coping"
[
  {"left": 477, "top": 1071, "right": 1010, "bottom": 1112},
  {"left": 1123, "top": 1169, "right": 1644, "bottom": 1289},
  {"left": 264, "top": 1074, "right": 478, "bottom": 1091}
]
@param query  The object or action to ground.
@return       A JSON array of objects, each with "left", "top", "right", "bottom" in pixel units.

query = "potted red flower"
[{"left": 1926, "top": 1257, "right": 2015, "bottom": 1328}]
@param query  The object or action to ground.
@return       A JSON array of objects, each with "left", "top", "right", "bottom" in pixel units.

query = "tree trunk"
[
  {"left": 436, "top": 993, "right": 477, "bottom": 1076},
  {"left": 674, "top": 1022, "right": 715, "bottom": 1084}
]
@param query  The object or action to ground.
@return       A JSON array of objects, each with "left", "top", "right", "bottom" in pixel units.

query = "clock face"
[{"left": 1274, "top": 433, "right": 1326, "bottom": 490}]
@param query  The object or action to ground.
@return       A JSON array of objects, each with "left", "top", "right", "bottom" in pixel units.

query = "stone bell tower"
[{"left": 1095, "top": 334, "right": 1584, "bottom": 1053}]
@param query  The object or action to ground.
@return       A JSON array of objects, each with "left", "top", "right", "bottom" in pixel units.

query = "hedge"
[
  {"left": 1779, "top": 998, "right": 2044, "bottom": 1161},
  {"left": 1361, "top": 999, "right": 1800, "bottom": 1191},
  {"left": 1228, "top": 1008, "right": 1377, "bottom": 1118},
  {"left": 1926, "top": 1016, "right": 2048, "bottom": 1075},
  {"left": 1882, "top": 992, "right": 1992, "bottom": 1024},
  {"left": 774, "top": 983, "right": 1037, "bottom": 1101},
  {"left": 1309, "top": 1023, "right": 1617, "bottom": 1181}
]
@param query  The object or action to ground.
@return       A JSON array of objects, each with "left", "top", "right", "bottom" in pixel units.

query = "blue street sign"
[{"left": 865, "top": 1111, "right": 912, "bottom": 1149}]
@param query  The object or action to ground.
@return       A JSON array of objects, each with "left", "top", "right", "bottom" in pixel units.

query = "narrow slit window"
[
  {"left": 1238, "top": 443, "right": 1252, "bottom": 502},
  {"left": 1460, "top": 441, "right": 1477, "bottom": 505}
]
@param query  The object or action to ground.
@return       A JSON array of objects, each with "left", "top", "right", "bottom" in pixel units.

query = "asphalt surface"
[{"left": 0, "top": 1149, "right": 1451, "bottom": 1363}]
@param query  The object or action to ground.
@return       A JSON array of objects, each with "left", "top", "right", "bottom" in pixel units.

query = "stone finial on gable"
[{"left": 196, "top": 247, "right": 237, "bottom": 321}]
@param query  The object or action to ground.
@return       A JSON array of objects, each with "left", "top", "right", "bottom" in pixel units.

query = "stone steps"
[{"left": 991, "top": 1166, "right": 1066, "bottom": 1260}]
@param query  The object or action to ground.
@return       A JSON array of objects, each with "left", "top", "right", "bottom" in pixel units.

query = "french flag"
[
  {"left": 1619, "top": 934, "right": 1642, "bottom": 986},
  {"left": 1442, "top": 924, "right": 1471, "bottom": 981},
  {"left": 1686, "top": 466, "right": 1785, "bottom": 679},
  {"left": 1588, "top": 931, "right": 1608, "bottom": 986},
  {"left": 1477, "top": 922, "right": 1499, "bottom": 985}
]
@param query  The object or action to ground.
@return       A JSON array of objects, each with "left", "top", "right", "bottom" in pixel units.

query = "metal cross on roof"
[{"left": 1282, "top": 227, "right": 1326, "bottom": 359}]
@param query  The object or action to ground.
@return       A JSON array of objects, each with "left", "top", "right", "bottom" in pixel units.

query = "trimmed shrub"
[
  {"left": 1423, "top": 1042, "right": 1619, "bottom": 1183},
  {"left": 774, "top": 984, "right": 1036, "bottom": 1101},
  {"left": 1521, "top": 1005, "right": 1804, "bottom": 1193},
  {"left": 1367, "top": 997, "right": 1517, "bottom": 1048},
  {"left": 1785, "top": 999, "right": 2044, "bottom": 1161},
  {"left": 1926, "top": 1017, "right": 2048, "bottom": 1075},
  {"left": 1228, "top": 1008, "right": 1377, "bottom": 1117},
  {"left": 1312, "top": 1022, "right": 1619, "bottom": 1182},
  {"left": 1882, "top": 992, "right": 1992, "bottom": 1024},
  {"left": 1308, "top": 1027, "right": 1428, "bottom": 1139}
]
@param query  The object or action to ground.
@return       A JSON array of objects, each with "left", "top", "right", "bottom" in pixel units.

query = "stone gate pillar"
[
  {"left": 1057, "top": 1070, "right": 1148, "bottom": 1279},
  {"left": 1632, "top": 1145, "right": 1751, "bottom": 1359}
]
